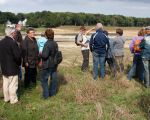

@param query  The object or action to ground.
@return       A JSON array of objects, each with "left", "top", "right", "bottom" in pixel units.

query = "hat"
[
  {"left": 5, "top": 27, "right": 16, "bottom": 36},
  {"left": 145, "top": 26, "right": 150, "bottom": 30}
]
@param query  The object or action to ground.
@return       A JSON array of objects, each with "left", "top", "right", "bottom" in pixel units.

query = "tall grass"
[{"left": 0, "top": 63, "right": 149, "bottom": 120}]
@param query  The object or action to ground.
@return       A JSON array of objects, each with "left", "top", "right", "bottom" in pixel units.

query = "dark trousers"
[
  {"left": 106, "top": 57, "right": 116, "bottom": 77},
  {"left": 81, "top": 50, "right": 89, "bottom": 72},
  {"left": 127, "top": 54, "right": 144, "bottom": 81},
  {"left": 24, "top": 67, "right": 37, "bottom": 88}
]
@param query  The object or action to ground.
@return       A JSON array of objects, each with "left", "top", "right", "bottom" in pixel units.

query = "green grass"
[{"left": 0, "top": 65, "right": 150, "bottom": 120}]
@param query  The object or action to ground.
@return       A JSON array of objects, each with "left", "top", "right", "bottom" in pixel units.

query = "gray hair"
[
  {"left": 145, "top": 26, "right": 150, "bottom": 30},
  {"left": 96, "top": 23, "right": 103, "bottom": 30},
  {"left": 5, "top": 27, "right": 16, "bottom": 36}
]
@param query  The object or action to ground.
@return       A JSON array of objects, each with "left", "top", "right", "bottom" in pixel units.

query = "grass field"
[
  {"left": 0, "top": 46, "right": 150, "bottom": 120},
  {"left": 0, "top": 26, "right": 149, "bottom": 120}
]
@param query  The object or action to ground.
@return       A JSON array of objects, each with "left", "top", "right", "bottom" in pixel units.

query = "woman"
[
  {"left": 127, "top": 29, "right": 145, "bottom": 81},
  {"left": 41, "top": 28, "right": 59, "bottom": 99},
  {"left": 113, "top": 28, "right": 125, "bottom": 75},
  {"left": 77, "top": 26, "right": 94, "bottom": 72}
]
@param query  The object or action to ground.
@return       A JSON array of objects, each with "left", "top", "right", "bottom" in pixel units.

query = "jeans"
[
  {"left": 93, "top": 52, "right": 106, "bottom": 80},
  {"left": 127, "top": 54, "right": 144, "bottom": 81},
  {"left": 41, "top": 68, "right": 58, "bottom": 99},
  {"left": 142, "top": 59, "right": 150, "bottom": 87},
  {"left": 24, "top": 67, "right": 37, "bottom": 88},
  {"left": 81, "top": 50, "right": 89, "bottom": 72},
  {"left": 18, "top": 66, "right": 22, "bottom": 81}
]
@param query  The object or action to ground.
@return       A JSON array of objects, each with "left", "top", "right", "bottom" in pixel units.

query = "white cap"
[
  {"left": 145, "top": 26, "right": 150, "bottom": 30},
  {"left": 5, "top": 27, "right": 16, "bottom": 36}
]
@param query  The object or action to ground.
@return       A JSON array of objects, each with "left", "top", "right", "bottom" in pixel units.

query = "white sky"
[{"left": 0, "top": 0, "right": 149, "bottom": 18}]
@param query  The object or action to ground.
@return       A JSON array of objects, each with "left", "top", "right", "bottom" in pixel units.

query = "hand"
[
  {"left": 92, "top": 27, "right": 95, "bottom": 30},
  {"left": 25, "top": 63, "right": 29, "bottom": 67}
]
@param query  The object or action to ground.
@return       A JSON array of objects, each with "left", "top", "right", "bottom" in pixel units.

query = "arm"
[
  {"left": 85, "top": 27, "right": 95, "bottom": 35},
  {"left": 89, "top": 34, "right": 94, "bottom": 52},
  {"left": 129, "top": 37, "right": 135, "bottom": 53},
  {"left": 22, "top": 39, "right": 28, "bottom": 66},
  {"left": 12, "top": 41, "right": 21, "bottom": 66},
  {"left": 42, "top": 42, "right": 50, "bottom": 60},
  {"left": 139, "top": 39, "right": 145, "bottom": 49},
  {"left": 106, "top": 37, "right": 110, "bottom": 51}
]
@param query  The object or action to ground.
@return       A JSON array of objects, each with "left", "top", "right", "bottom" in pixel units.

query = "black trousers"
[
  {"left": 81, "top": 49, "right": 89, "bottom": 71},
  {"left": 24, "top": 67, "right": 37, "bottom": 88},
  {"left": 106, "top": 57, "right": 116, "bottom": 77}
]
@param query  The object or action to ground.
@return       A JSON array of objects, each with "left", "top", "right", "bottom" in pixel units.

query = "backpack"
[
  {"left": 54, "top": 51, "right": 63, "bottom": 65},
  {"left": 133, "top": 39, "right": 142, "bottom": 53},
  {"left": 75, "top": 34, "right": 83, "bottom": 46}
]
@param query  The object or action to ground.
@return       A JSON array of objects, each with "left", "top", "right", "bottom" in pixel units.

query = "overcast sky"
[{"left": 0, "top": 0, "right": 149, "bottom": 18}]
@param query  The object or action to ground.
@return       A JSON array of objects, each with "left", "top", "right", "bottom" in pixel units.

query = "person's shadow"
[
  {"left": 57, "top": 71, "right": 67, "bottom": 94},
  {"left": 17, "top": 69, "right": 67, "bottom": 99}
]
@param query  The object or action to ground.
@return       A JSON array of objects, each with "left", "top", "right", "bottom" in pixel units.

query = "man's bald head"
[{"left": 96, "top": 23, "right": 103, "bottom": 30}]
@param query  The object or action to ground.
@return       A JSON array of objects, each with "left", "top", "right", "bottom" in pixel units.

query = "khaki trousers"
[{"left": 3, "top": 75, "right": 18, "bottom": 104}]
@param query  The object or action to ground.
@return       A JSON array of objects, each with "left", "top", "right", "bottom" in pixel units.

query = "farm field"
[{"left": 0, "top": 26, "right": 149, "bottom": 120}]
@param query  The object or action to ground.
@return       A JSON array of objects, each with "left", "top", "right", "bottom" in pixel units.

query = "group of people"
[
  {"left": 0, "top": 22, "right": 150, "bottom": 104},
  {"left": 77, "top": 23, "right": 150, "bottom": 88},
  {"left": 77, "top": 23, "right": 125, "bottom": 79},
  {"left": 0, "top": 25, "right": 60, "bottom": 104}
]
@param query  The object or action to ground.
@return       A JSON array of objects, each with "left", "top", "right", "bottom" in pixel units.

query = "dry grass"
[{"left": 0, "top": 26, "right": 149, "bottom": 120}]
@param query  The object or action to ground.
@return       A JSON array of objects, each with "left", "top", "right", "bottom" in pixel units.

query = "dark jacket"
[
  {"left": 42, "top": 39, "right": 58, "bottom": 70},
  {"left": 107, "top": 38, "right": 114, "bottom": 58},
  {"left": 90, "top": 29, "right": 110, "bottom": 55},
  {"left": 140, "top": 34, "right": 150, "bottom": 60},
  {"left": 22, "top": 36, "right": 39, "bottom": 68},
  {"left": 15, "top": 30, "right": 23, "bottom": 44},
  {"left": 0, "top": 36, "right": 21, "bottom": 76}
]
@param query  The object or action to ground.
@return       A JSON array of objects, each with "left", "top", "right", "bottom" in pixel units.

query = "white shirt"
[{"left": 81, "top": 35, "right": 89, "bottom": 51}]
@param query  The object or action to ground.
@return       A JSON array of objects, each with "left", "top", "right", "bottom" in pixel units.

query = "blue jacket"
[
  {"left": 37, "top": 37, "right": 47, "bottom": 53},
  {"left": 140, "top": 34, "right": 150, "bottom": 60},
  {"left": 90, "top": 30, "right": 110, "bottom": 55}
]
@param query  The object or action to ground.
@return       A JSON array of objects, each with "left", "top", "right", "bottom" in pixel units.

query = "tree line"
[{"left": 0, "top": 11, "right": 150, "bottom": 28}]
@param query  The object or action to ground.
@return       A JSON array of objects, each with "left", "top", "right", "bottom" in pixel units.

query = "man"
[
  {"left": 90, "top": 23, "right": 110, "bottom": 80},
  {"left": 140, "top": 26, "right": 150, "bottom": 88},
  {"left": 0, "top": 27, "right": 21, "bottom": 104},
  {"left": 15, "top": 24, "right": 23, "bottom": 47},
  {"left": 22, "top": 28, "right": 39, "bottom": 88},
  {"left": 15, "top": 24, "right": 23, "bottom": 80}
]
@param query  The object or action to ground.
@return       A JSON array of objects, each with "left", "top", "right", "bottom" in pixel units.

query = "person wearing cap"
[
  {"left": 90, "top": 23, "right": 110, "bottom": 80},
  {"left": 77, "top": 26, "right": 94, "bottom": 72},
  {"left": 22, "top": 28, "right": 39, "bottom": 88},
  {"left": 15, "top": 24, "right": 23, "bottom": 47},
  {"left": 0, "top": 27, "right": 21, "bottom": 104},
  {"left": 140, "top": 26, "right": 150, "bottom": 88}
]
